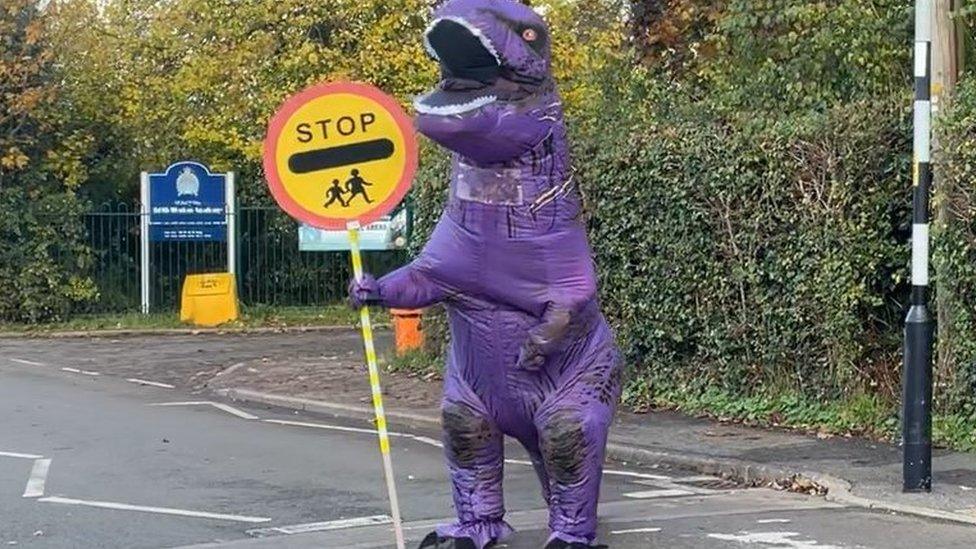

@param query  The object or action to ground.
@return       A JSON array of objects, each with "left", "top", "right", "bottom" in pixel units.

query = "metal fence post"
[
  {"left": 227, "top": 171, "right": 237, "bottom": 277},
  {"left": 140, "top": 172, "right": 151, "bottom": 314}
]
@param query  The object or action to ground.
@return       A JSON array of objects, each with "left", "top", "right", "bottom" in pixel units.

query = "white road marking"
[
  {"left": 602, "top": 468, "right": 672, "bottom": 481},
  {"left": 151, "top": 401, "right": 258, "bottom": 420},
  {"left": 37, "top": 497, "right": 271, "bottom": 523},
  {"left": 708, "top": 531, "right": 844, "bottom": 548},
  {"left": 409, "top": 435, "right": 444, "bottom": 448},
  {"left": 214, "top": 362, "right": 246, "bottom": 377},
  {"left": 126, "top": 378, "right": 174, "bottom": 389},
  {"left": 61, "top": 367, "right": 99, "bottom": 376},
  {"left": 22, "top": 459, "right": 51, "bottom": 498},
  {"left": 263, "top": 419, "right": 378, "bottom": 435},
  {"left": 210, "top": 403, "right": 259, "bottom": 420},
  {"left": 611, "top": 527, "right": 662, "bottom": 535},
  {"left": 263, "top": 419, "right": 444, "bottom": 448},
  {"left": 246, "top": 515, "right": 392, "bottom": 537},
  {"left": 623, "top": 489, "right": 696, "bottom": 499},
  {"left": 0, "top": 451, "right": 43, "bottom": 460},
  {"left": 757, "top": 518, "right": 793, "bottom": 524},
  {"left": 672, "top": 475, "right": 725, "bottom": 483},
  {"left": 10, "top": 358, "right": 45, "bottom": 367}
]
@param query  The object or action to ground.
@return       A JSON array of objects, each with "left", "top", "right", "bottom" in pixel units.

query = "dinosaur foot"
[
  {"left": 544, "top": 539, "right": 608, "bottom": 549},
  {"left": 418, "top": 531, "right": 480, "bottom": 549}
]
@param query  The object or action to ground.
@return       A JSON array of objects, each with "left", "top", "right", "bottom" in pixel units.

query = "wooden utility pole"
[{"left": 932, "top": 0, "right": 962, "bottom": 107}]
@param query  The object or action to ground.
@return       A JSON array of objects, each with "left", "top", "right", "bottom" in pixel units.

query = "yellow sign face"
[{"left": 263, "top": 82, "right": 418, "bottom": 230}]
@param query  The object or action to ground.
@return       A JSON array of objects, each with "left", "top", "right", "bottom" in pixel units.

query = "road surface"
[{"left": 1, "top": 347, "right": 974, "bottom": 548}]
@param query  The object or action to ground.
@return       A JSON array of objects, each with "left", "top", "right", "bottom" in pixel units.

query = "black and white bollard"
[{"left": 904, "top": 0, "right": 935, "bottom": 494}]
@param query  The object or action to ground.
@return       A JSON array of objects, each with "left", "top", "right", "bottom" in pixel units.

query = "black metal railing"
[{"left": 80, "top": 202, "right": 406, "bottom": 314}]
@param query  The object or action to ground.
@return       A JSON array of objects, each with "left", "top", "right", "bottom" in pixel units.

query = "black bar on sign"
[{"left": 288, "top": 139, "right": 395, "bottom": 174}]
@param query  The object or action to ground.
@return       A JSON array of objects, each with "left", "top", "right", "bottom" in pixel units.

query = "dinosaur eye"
[{"left": 522, "top": 28, "right": 538, "bottom": 42}]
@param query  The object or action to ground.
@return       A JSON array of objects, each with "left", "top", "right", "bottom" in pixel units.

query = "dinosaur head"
[{"left": 415, "top": 0, "right": 559, "bottom": 166}]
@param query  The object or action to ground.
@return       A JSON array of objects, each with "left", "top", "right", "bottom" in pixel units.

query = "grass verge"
[
  {"left": 0, "top": 305, "right": 389, "bottom": 334},
  {"left": 383, "top": 348, "right": 442, "bottom": 378},
  {"left": 623, "top": 380, "right": 976, "bottom": 452}
]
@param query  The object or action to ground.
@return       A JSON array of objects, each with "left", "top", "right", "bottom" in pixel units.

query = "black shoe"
[
  {"left": 544, "top": 539, "right": 607, "bottom": 549},
  {"left": 418, "top": 531, "right": 479, "bottom": 549}
]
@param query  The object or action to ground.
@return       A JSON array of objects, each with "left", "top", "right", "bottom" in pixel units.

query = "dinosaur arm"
[
  {"left": 374, "top": 261, "right": 449, "bottom": 310},
  {"left": 517, "top": 286, "right": 596, "bottom": 369}
]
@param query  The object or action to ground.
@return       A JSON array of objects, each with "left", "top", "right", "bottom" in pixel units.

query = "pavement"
[{"left": 2, "top": 331, "right": 976, "bottom": 548}]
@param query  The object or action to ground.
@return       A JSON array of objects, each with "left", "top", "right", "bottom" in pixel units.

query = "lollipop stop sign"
[
  {"left": 263, "top": 81, "right": 416, "bottom": 549},
  {"left": 264, "top": 81, "right": 417, "bottom": 230}
]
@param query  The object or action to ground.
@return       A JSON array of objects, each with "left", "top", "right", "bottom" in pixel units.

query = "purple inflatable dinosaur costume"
[{"left": 350, "top": 1, "right": 622, "bottom": 547}]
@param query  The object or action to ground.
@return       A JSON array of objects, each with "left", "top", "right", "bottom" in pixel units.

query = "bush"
[{"left": 933, "top": 77, "right": 976, "bottom": 419}]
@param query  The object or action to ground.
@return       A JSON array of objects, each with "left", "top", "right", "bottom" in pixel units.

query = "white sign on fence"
[{"left": 298, "top": 208, "right": 408, "bottom": 252}]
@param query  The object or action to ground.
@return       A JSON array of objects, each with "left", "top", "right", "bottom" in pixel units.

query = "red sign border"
[{"left": 263, "top": 81, "right": 418, "bottom": 230}]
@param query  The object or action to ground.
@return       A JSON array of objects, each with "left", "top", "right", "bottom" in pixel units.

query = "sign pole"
[
  {"left": 904, "top": 0, "right": 935, "bottom": 493},
  {"left": 226, "top": 172, "right": 237, "bottom": 276},
  {"left": 140, "top": 171, "right": 151, "bottom": 315},
  {"left": 263, "top": 82, "right": 417, "bottom": 548},
  {"left": 347, "top": 221, "right": 406, "bottom": 549}
]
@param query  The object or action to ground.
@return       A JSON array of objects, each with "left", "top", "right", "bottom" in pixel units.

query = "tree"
[
  {"left": 0, "top": 0, "right": 54, "bottom": 189},
  {"left": 0, "top": 0, "right": 97, "bottom": 322}
]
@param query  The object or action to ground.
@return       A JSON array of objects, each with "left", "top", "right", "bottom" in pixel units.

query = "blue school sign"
[{"left": 148, "top": 161, "right": 228, "bottom": 241}]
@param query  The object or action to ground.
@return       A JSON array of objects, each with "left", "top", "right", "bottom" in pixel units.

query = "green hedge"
[{"left": 577, "top": 86, "right": 911, "bottom": 404}]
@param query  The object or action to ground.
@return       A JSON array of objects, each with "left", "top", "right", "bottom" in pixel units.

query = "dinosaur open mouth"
[{"left": 416, "top": 17, "right": 502, "bottom": 116}]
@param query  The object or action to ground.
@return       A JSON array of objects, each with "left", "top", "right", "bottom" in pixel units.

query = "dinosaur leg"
[
  {"left": 431, "top": 359, "right": 513, "bottom": 549},
  {"left": 535, "top": 326, "right": 621, "bottom": 547}
]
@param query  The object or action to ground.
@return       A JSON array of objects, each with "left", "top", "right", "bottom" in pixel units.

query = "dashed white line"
[
  {"left": 611, "top": 527, "right": 662, "bottom": 535},
  {"left": 757, "top": 518, "right": 793, "bottom": 524},
  {"left": 37, "top": 497, "right": 271, "bottom": 523},
  {"left": 671, "top": 475, "right": 724, "bottom": 483},
  {"left": 623, "top": 489, "right": 696, "bottom": 499},
  {"left": 10, "top": 358, "right": 45, "bottom": 367},
  {"left": 151, "top": 402, "right": 258, "bottom": 420},
  {"left": 22, "top": 459, "right": 51, "bottom": 498},
  {"left": 407, "top": 435, "right": 444, "bottom": 448},
  {"left": 126, "top": 378, "right": 174, "bottom": 389},
  {"left": 263, "top": 419, "right": 379, "bottom": 435},
  {"left": 602, "top": 468, "right": 672, "bottom": 481},
  {"left": 246, "top": 515, "right": 392, "bottom": 537},
  {"left": 61, "top": 367, "right": 99, "bottom": 376},
  {"left": 0, "top": 451, "right": 43, "bottom": 460},
  {"left": 214, "top": 362, "right": 246, "bottom": 378},
  {"left": 263, "top": 419, "right": 445, "bottom": 449}
]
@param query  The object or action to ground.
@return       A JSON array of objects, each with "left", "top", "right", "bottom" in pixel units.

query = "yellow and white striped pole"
[{"left": 347, "top": 221, "right": 406, "bottom": 549}]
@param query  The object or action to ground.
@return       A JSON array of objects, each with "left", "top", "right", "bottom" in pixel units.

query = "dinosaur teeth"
[{"left": 414, "top": 94, "right": 498, "bottom": 116}]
